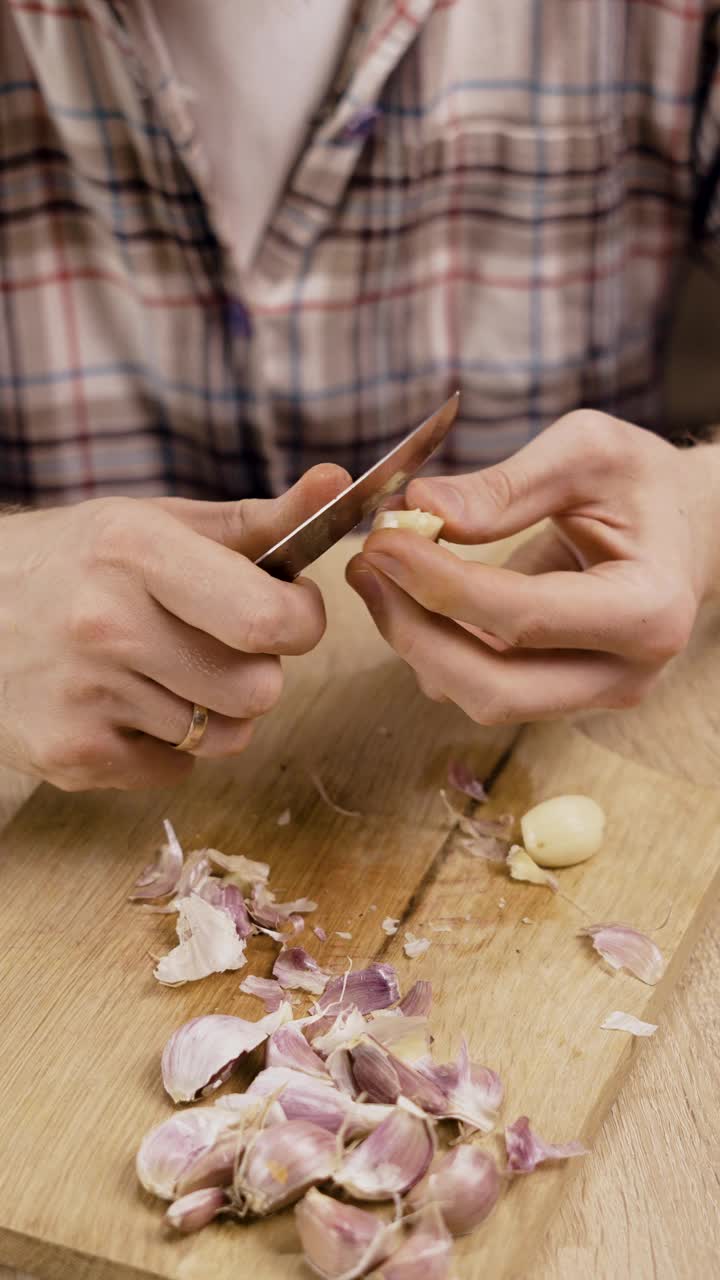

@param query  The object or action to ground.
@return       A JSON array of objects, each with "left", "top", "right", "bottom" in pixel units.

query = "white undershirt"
[{"left": 148, "top": 0, "right": 355, "bottom": 268}]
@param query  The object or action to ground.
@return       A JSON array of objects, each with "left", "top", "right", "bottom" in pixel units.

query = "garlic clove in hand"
[{"left": 371, "top": 508, "right": 444, "bottom": 540}]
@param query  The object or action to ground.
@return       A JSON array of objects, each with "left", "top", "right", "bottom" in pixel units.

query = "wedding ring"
[{"left": 174, "top": 703, "right": 209, "bottom": 752}]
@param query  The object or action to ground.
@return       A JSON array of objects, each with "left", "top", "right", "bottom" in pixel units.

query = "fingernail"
[
  {"left": 350, "top": 567, "right": 385, "bottom": 615},
  {"left": 364, "top": 551, "right": 401, "bottom": 582},
  {"left": 414, "top": 479, "right": 464, "bottom": 520}
]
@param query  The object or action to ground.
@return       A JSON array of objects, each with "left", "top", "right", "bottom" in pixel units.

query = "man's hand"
[
  {"left": 0, "top": 465, "right": 349, "bottom": 790},
  {"left": 347, "top": 411, "right": 720, "bottom": 724}
]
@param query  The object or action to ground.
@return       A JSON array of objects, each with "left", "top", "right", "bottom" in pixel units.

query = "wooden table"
[{"left": 1, "top": 533, "right": 719, "bottom": 1280}]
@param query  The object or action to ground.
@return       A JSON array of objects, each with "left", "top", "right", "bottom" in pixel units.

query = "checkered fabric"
[{"left": 1, "top": 0, "right": 719, "bottom": 505}]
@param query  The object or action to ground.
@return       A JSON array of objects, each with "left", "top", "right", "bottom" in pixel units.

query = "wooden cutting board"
[{"left": 1, "top": 540, "right": 720, "bottom": 1280}]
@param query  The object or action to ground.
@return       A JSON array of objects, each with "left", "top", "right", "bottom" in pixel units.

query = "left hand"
[{"left": 347, "top": 410, "right": 720, "bottom": 724}]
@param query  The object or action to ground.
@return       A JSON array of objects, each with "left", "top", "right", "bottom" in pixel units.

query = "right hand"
[{"left": 0, "top": 465, "right": 349, "bottom": 791}]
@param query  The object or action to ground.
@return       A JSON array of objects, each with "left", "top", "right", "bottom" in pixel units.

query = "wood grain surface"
[{"left": 1, "top": 535, "right": 719, "bottom": 1280}]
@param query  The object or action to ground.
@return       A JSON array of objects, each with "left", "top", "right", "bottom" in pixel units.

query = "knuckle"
[
  {"left": 40, "top": 730, "right": 104, "bottom": 775},
  {"left": 558, "top": 410, "right": 631, "bottom": 472},
  {"left": 239, "top": 596, "right": 286, "bottom": 653},
  {"left": 83, "top": 497, "right": 145, "bottom": 572},
  {"left": 67, "top": 592, "right": 124, "bottom": 652}
]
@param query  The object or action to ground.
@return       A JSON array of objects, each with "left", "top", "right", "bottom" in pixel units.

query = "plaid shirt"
[{"left": 1, "top": 0, "right": 719, "bottom": 506}]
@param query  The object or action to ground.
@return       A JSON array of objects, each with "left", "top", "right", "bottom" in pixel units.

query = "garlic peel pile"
[
  {"left": 371, "top": 508, "right": 444, "bottom": 540},
  {"left": 520, "top": 794, "right": 606, "bottom": 867}
]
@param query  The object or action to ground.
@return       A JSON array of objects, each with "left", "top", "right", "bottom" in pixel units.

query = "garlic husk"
[
  {"left": 374, "top": 1204, "right": 453, "bottom": 1279},
  {"left": 296, "top": 1187, "right": 402, "bottom": 1280},
  {"left": 447, "top": 761, "right": 487, "bottom": 803},
  {"left": 233, "top": 1119, "right": 338, "bottom": 1215},
  {"left": 600, "top": 1010, "right": 658, "bottom": 1037},
  {"left": 382, "top": 917, "right": 399, "bottom": 936},
  {"left": 153, "top": 892, "right": 247, "bottom": 985},
  {"left": 334, "top": 1097, "right": 435, "bottom": 1200},
  {"left": 205, "top": 848, "right": 270, "bottom": 890},
  {"left": 440, "top": 792, "right": 511, "bottom": 861},
  {"left": 407, "top": 1145, "right": 500, "bottom": 1236},
  {"left": 309, "top": 1007, "right": 370, "bottom": 1056},
  {"left": 371, "top": 508, "right": 444, "bottom": 540},
  {"left": 315, "top": 963, "right": 400, "bottom": 1016},
  {"left": 161, "top": 1004, "right": 292, "bottom": 1103},
  {"left": 505, "top": 1115, "right": 588, "bottom": 1173},
  {"left": 198, "top": 879, "right": 254, "bottom": 937},
  {"left": 520, "top": 795, "right": 605, "bottom": 867},
  {"left": 403, "top": 931, "right": 431, "bottom": 958},
  {"left": 247, "top": 1066, "right": 393, "bottom": 1138},
  {"left": 239, "top": 974, "right": 285, "bottom": 1012},
  {"left": 175, "top": 1129, "right": 241, "bottom": 1196},
  {"left": 165, "top": 1185, "right": 228, "bottom": 1233},
  {"left": 130, "top": 819, "right": 184, "bottom": 901},
  {"left": 266, "top": 1022, "right": 330, "bottom": 1077},
  {"left": 250, "top": 883, "right": 318, "bottom": 930},
  {"left": 273, "top": 946, "right": 331, "bottom": 995},
  {"left": 136, "top": 1107, "right": 236, "bottom": 1200},
  {"left": 349, "top": 1039, "right": 448, "bottom": 1113},
  {"left": 415, "top": 1039, "right": 503, "bottom": 1134},
  {"left": 326, "top": 1046, "right": 359, "bottom": 1098},
  {"left": 581, "top": 923, "right": 665, "bottom": 985},
  {"left": 507, "top": 845, "right": 559, "bottom": 893},
  {"left": 368, "top": 1010, "right": 429, "bottom": 1062},
  {"left": 397, "top": 980, "right": 433, "bottom": 1018}
]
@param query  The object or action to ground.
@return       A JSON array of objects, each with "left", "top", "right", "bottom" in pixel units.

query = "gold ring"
[{"left": 174, "top": 703, "right": 209, "bottom": 752}]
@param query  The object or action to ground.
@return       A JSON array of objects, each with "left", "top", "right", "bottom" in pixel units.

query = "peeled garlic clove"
[
  {"left": 334, "top": 1097, "right": 435, "bottom": 1200},
  {"left": 266, "top": 1022, "right": 329, "bottom": 1077},
  {"left": 130, "top": 819, "right": 184, "bottom": 901},
  {"left": 407, "top": 1145, "right": 500, "bottom": 1236},
  {"left": 374, "top": 1204, "right": 453, "bottom": 1279},
  {"left": 165, "top": 1185, "right": 228, "bottom": 1233},
  {"left": 273, "top": 946, "right": 331, "bottom": 995},
  {"left": 581, "top": 923, "right": 664, "bottom": 985},
  {"left": 161, "top": 1004, "right": 292, "bottom": 1103},
  {"left": 315, "top": 963, "right": 400, "bottom": 1015},
  {"left": 136, "top": 1108, "right": 235, "bottom": 1200},
  {"left": 398, "top": 980, "right": 433, "bottom": 1018},
  {"left": 233, "top": 1119, "right": 338, "bottom": 1216},
  {"left": 296, "top": 1187, "right": 401, "bottom": 1280},
  {"left": 520, "top": 794, "right": 606, "bottom": 867},
  {"left": 505, "top": 1115, "right": 588, "bottom": 1173},
  {"left": 600, "top": 1010, "right": 658, "bottom": 1037},
  {"left": 154, "top": 892, "right": 247, "bottom": 985},
  {"left": 371, "top": 508, "right": 444, "bottom": 540},
  {"left": 239, "top": 974, "right": 285, "bottom": 1012},
  {"left": 415, "top": 1039, "right": 503, "bottom": 1134},
  {"left": 507, "top": 845, "right": 559, "bottom": 892}
]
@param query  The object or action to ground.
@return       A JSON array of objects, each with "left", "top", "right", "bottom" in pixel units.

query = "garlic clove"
[
  {"left": 505, "top": 1115, "right": 588, "bottom": 1173},
  {"left": 273, "top": 946, "right": 332, "bottom": 995},
  {"left": 447, "top": 761, "right": 487, "bottom": 803},
  {"left": 349, "top": 1039, "right": 447, "bottom": 1113},
  {"left": 415, "top": 1039, "right": 503, "bottom": 1134},
  {"left": 153, "top": 892, "right": 247, "bottom": 986},
  {"left": 373, "top": 1204, "right": 453, "bottom": 1279},
  {"left": 161, "top": 1004, "right": 292, "bottom": 1103},
  {"left": 130, "top": 819, "right": 184, "bottom": 901},
  {"left": 407, "top": 1145, "right": 500, "bottom": 1236},
  {"left": 333, "top": 1097, "right": 435, "bottom": 1200},
  {"left": 205, "top": 848, "right": 270, "bottom": 890},
  {"left": 600, "top": 1010, "right": 658, "bottom": 1036},
  {"left": 403, "top": 931, "right": 431, "bottom": 958},
  {"left": 371, "top": 508, "right": 444, "bottom": 540},
  {"left": 398, "top": 980, "right": 433, "bottom": 1018},
  {"left": 165, "top": 1185, "right": 228, "bottom": 1233},
  {"left": 520, "top": 794, "right": 605, "bottom": 867},
  {"left": 315, "top": 963, "right": 400, "bottom": 1016},
  {"left": 239, "top": 974, "right": 286, "bottom": 1012},
  {"left": 507, "top": 845, "right": 559, "bottom": 892},
  {"left": 266, "top": 1021, "right": 329, "bottom": 1076},
  {"left": 175, "top": 1129, "right": 241, "bottom": 1197},
  {"left": 233, "top": 1119, "right": 338, "bottom": 1216},
  {"left": 296, "top": 1187, "right": 402, "bottom": 1280},
  {"left": 136, "top": 1107, "right": 236, "bottom": 1200},
  {"left": 247, "top": 1066, "right": 393, "bottom": 1139},
  {"left": 581, "top": 922, "right": 664, "bottom": 985}
]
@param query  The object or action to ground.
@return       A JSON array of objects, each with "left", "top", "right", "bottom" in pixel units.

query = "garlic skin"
[
  {"left": 398, "top": 980, "right": 433, "bottom": 1018},
  {"left": 273, "top": 946, "right": 331, "bottom": 995},
  {"left": 407, "top": 1146, "right": 500, "bottom": 1236},
  {"left": 239, "top": 974, "right": 285, "bottom": 1012},
  {"left": 404, "top": 931, "right": 431, "bottom": 959},
  {"left": 154, "top": 892, "right": 247, "bottom": 985},
  {"left": 246, "top": 1065, "right": 392, "bottom": 1137},
  {"left": 415, "top": 1040, "right": 503, "bottom": 1134},
  {"left": 315, "top": 963, "right": 400, "bottom": 1016},
  {"left": 161, "top": 1004, "right": 292, "bottom": 1103},
  {"left": 447, "top": 761, "right": 487, "bottom": 803},
  {"left": 130, "top": 819, "right": 184, "bottom": 901},
  {"left": 205, "top": 848, "right": 270, "bottom": 890},
  {"left": 165, "top": 1186, "right": 228, "bottom": 1233},
  {"left": 520, "top": 795, "right": 606, "bottom": 867},
  {"left": 600, "top": 1010, "right": 658, "bottom": 1037},
  {"left": 507, "top": 845, "right": 559, "bottom": 892},
  {"left": 233, "top": 1119, "right": 338, "bottom": 1216},
  {"left": 296, "top": 1187, "right": 401, "bottom": 1280},
  {"left": 266, "top": 1022, "right": 329, "bottom": 1077},
  {"left": 136, "top": 1107, "right": 236, "bottom": 1200},
  {"left": 371, "top": 508, "right": 444, "bottom": 540},
  {"left": 505, "top": 1115, "right": 588, "bottom": 1173},
  {"left": 334, "top": 1097, "right": 435, "bottom": 1200},
  {"left": 581, "top": 923, "right": 664, "bottom": 985}
]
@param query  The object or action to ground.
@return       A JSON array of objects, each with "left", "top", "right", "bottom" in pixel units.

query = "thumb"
[
  {"left": 152, "top": 464, "right": 351, "bottom": 561},
  {"left": 406, "top": 411, "right": 613, "bottom": 543}
]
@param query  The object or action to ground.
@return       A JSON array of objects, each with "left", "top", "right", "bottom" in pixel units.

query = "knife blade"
[{"left": 254, "top": 391, "right": 460, "bottom": 581}]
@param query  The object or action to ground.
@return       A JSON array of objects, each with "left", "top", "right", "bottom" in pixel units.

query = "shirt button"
[
  {"left": 226, "top": 296, "right": 252, "bottom": 339},
  {"left": 336, "top": 105, "right": 379, "bottom": 144}
]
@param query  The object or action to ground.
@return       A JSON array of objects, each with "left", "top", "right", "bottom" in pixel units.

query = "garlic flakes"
[
  {"left": 154, "top": 893, "right": 248, "bottom": 986},
  {"left": 600, "top": 1010, "right": 658, "bottom": 1037}
]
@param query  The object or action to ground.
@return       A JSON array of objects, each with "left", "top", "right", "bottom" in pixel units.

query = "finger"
[
  {"left": 406, "top": 410, "right": 639, "bottom": 542},
  {"left": 49, "top": 728, "right": 195, "bottom": 792},
  {"left": 347, "top": 557, "right": 653, "bottom": 722},
  {"left": 152, "top": 464, "right": 351, "bottom": 558},
  {"left": 128, "top": 506, "right": 327, "bottom": 655},
  {"left": 119, "top": 674, "right": 255, "bottom": 759},
  {"left": 502, "top": 527, "right": 581, "bottom": 575},
  {"left": 361, "top": 532, "right": 675, "bottom": 661}
]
